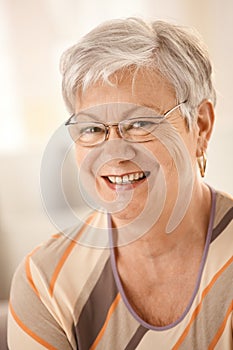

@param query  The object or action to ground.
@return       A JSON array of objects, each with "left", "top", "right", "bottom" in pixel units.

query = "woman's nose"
[{"left": 100, "top": 126, "right": 136, "bottom": 161}]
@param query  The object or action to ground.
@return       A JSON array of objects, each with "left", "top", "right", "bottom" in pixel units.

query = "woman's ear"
[{"left": 196, "top": 100, "right": 215, "bottom": 157}]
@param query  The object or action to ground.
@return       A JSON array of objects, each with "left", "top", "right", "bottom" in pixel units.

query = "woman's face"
[{"left": 74, "top": 70, "right": 199, "bottom": 230}]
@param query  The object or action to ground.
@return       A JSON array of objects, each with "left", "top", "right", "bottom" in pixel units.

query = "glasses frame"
[{"left": 65, "top": 100, "right": 187, "bottom": 146}]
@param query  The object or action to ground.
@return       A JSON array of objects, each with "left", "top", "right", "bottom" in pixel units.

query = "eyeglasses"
[{"left": 65, "top": 101, "right": 187, "bottom": 147}]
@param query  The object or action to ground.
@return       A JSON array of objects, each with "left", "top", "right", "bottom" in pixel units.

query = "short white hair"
[{"left": 60, "top": 17, "right": 216, "bottom": 126}]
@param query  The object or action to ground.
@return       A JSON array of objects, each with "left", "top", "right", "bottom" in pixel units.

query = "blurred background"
[{"left": 0, "top": 0, "right": 233, "bottom": 299}]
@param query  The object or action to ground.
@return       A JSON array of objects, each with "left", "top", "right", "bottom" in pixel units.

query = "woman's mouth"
[{"left": 102, "top": 171, "right": 150, "bottom": 189}]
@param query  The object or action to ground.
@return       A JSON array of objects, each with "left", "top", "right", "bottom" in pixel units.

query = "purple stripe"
[
  {"left": 211, "top": 206, "right": 233, "bottom": 242},
  {"left": 75, "top": 257, "right": 118, "bottom": 350},
  {"left": 125, "top": 326, "right": 148, "bottom": 350},
  {"left": 108, "top": 186, "right": 216, "bottom": 331}
]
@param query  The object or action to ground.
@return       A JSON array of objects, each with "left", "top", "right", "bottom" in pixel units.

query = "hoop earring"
[{"left": 197, "top": 151, "right": 207, "bottom": 177}]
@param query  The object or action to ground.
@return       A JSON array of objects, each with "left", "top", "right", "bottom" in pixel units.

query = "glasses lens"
[
  {"left": 68, "top": 122, "right": 106, "bottom": 146},
  {"left": 120, "top": 117, "right": 162, "bottom": 142}
]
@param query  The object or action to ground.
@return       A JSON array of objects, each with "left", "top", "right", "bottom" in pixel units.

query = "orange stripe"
[
  {"left": 25, "top": 256, "right": 40, "bottom": 298},
  {"left": 90, "top": 293, "right": 121, "bottom": 350},
  {"left": 49, "top": 213, "right": 96, "bottom": 296},
  {"left": 9, "top": 302, "right": 58, "bottom": 350},
  {"left": 208, "top": 301, "right": 233, "bottom": 349},
  {"left": 52, "top": 233, "right": 61, "bottom": 239},
  {"left": 172, "top": 255, "right": 233, "bottom": 349},
  {"left": 25, "top": 247, "right": 40, "bottom": 298}
]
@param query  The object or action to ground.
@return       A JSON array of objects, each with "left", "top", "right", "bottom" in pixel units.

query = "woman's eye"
[
  {"left": 132, "top": 120, "right": 153, "bottom": 128},
  {"left": 127, "top": 120, "right": 156, "bottom": 131},
  {"left": 81, "top": 126, "right": 103, "bottom": 134},
  {"left": 123, "top": 119, "right": 159, "bottom": 137}
]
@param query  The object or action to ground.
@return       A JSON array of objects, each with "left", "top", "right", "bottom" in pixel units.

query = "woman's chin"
[{"left": 110, "top": 201, "right": 146, "bottom": 226}]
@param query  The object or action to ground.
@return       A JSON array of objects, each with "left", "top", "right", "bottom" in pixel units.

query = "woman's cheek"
[{"left": 75, "top": 145, "right": 85, "bottom": 166}]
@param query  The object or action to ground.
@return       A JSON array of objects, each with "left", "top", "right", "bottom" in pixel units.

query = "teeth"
[
  {"left": 108, "top": 176, "right": 116, "bottom": 183},
  {"left": 116, "top": 176, "right": 122, "bottom": 184},
  {"left": 107, "top": 172, "right": 146, "bottom": 184},
  {"left": 123, "top": 175, "right": 129, "bottom": 183},
  {"left": 129, "top": 174, "right": 134, "bottom": 181}
]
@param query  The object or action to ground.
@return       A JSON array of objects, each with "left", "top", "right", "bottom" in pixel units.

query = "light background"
[{"left": 0, "top": 0, "right": 233, "bottom": 298}]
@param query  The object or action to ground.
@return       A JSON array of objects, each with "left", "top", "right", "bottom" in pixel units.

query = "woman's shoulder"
[
  {"left": 211, "top": 188, "right": 233, "bottom": 241},
  {"left": 215, "top": 188, "right": 233, "bottom": 203},
  {"left": 9, "top": 209, "right": 111, "bottom": 338},
  {"left": 12, "top": 209, "right": 111, "bottom": 298},
  {"left": 34, "top": 209, "right": 109, "bottom": 265},
  {"left": 214, "top": 188, "right": 233, "bottom": 221}
]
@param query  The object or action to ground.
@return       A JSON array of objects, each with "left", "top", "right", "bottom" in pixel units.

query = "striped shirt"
[{"left": 8, "top": 188, "right": 233, "bottom": 349}]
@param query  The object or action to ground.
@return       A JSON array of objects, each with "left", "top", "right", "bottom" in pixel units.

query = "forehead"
[{"left": 75, "top": 68, "right": 176, "bottom": 114}]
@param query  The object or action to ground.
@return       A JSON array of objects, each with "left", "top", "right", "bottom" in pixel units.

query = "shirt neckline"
[{"left": 108, "top": 186, "right": 216, "bottom": 331}]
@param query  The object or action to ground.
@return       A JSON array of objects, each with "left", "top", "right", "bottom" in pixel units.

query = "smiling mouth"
[{"left": 103, "top": 171, "right": 150, "bottom": 185}]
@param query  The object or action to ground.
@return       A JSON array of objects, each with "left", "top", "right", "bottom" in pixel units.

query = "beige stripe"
[
  {"left": 94, "top": 298, "right": 139, "bottom": 350},
  {"left": 213, "top": 191, "right": 233, "bottom": 229},
  {"left": 78, "top": 210, "right": 110, "bottom": 248},
  {"left": 137, "top": 328, "right": 182, "bottom": 349},
  {"left": 8, "top": 312, "right": 48, "bottom": 350},
  {"left": 212, "top": 314, "right": 233, "bottom": 350}
]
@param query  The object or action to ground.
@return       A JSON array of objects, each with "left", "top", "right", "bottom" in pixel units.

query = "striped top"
[{"left": 8, "top": 188, "right": 233, "bottom": 349}]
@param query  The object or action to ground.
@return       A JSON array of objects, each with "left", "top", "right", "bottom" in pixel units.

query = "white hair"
[{"left": 60, "top": 18, "right": 216, "bottom": 126}]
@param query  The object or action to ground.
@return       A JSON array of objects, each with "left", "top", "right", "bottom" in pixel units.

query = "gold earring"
[{"left": 197, "top": 150, "right": 207, "bottom": 177}]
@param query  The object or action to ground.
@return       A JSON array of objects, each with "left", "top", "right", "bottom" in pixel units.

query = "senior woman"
[{"left": 8, "top": 18, "right": 233, "bottom": 349}]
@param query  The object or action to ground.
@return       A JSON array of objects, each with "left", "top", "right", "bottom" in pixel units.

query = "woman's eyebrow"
[
  {"left": 121, "top": 106, "right": 144, "bottom": 118},
  {"left": 75, "top": 104, "right": 160, "bottom": 121},
  {"left": 74, "top": 112, "right": 98, "bottom": 120},
  {"left": 122, "top": 105, "right": 161, "bottom": 119}
]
